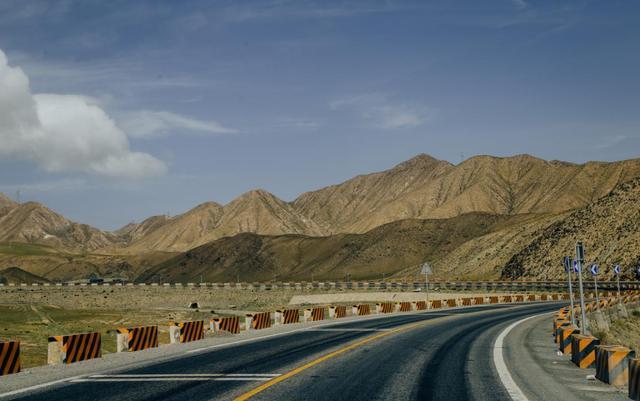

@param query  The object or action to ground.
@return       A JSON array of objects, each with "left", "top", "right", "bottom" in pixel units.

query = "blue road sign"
[
  {"left": 590, "top": 264, "right": 599, "bottom": 276},
  {"left": 614, "top": 265, "right": 621, "bottom": 275},
  {"left": 573, "top": 260, "right": 580, "bottom": 273}
]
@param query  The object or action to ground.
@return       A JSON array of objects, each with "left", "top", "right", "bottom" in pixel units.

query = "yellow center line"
[{"left": 233, "top": 320, "right": 428, "bottom": 401}]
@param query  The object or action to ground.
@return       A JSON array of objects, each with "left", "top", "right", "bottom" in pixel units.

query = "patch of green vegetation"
[{"left": 0, "top": 242, "right": 62, "bottom": 257}]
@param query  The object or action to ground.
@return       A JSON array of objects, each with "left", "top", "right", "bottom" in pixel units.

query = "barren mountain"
[
  {"left": 0, "top": 193, "right": 17, "bottom": 217},
  {"left": 0, "top": 201, "right": 120, "bottom": 251},
  {"left": 123, "top": 190, "right": 325, "bottom": 253},
  {"left": 137, "top": 213, "right": 526, "bottom": 283},
  {"left": 293, "top": 154, "right": 640, "bottom": 233},
  {"left": 502, "top": 177, "right": 640, "bottom": 280}
]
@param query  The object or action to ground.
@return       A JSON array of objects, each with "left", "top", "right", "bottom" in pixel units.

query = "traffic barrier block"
[
  {"left": 554, "top": 319, "right": 571, "bottom": 343},
  {"left": 540, "top": 294, "right": 549, "bottom": 301},
  {"left": 304, "top": 307, "right": 325, "bottom": 322},
  {"left": 629, "top": 358, "right": 640, "bottom": 400},
  {"left": 527, "top": 294, "right": 536, "bottom": 302},
  {"left": 431, "top": 300, "right": 442, "bottom": 309},
  {"left": 596, "top": 345, "right": 635, "bottom": 386},
  {"left": 503, "top": 295, "right": 513, "bottom": 303},
  {"left": 461, "top": 298, "right": 472, "bottom": 306},
  {"left": 446, "top": 299, "right": 457, "bottom": 308},
  {"left": 474, "top": 297, "right": 485, "bottom": 305},
  {"left": 352, "top": 304, "right": 371, "bottom": 316},
  {"left": 116, "top": 326, "right": 158, "bottom": 352},
  {"left": 377, "top": 302, "right": 394, "bottom": 314},
  {"left": 247, "top": 312, "right": 271, "bottom": 330},
  {"left": 551, "top": 294, "right": 559, "bottom": 301},
  {"left": 558, "top": 326, "right": 579, "bottom": 354},
  {"left": 169, "top": 321, "right": 205, "bottom": 343},
  {"left": 0, "top": 341, "right": 20, "bottom": 376},
  {"left": 415, "top": 301, "right": 427, "bottom": 310},
  {"left": 48, "top": 333, "right": 101, "bottom": 365},
  {"left": 398, "top": 302, "right": 412, "bottom": 312},
  {"left": 211, "top": 316, "right": 241, "bottom": 334},
  {"left": 276, "top": 309, "right": 299, "bottom": 325},
  {"left": 489, "top": 296, "right": 499, "bottom": 304},
  {"left": 515, "top": 295, "right": 524, "bottom": 302},
  {"left": 571, "top": 334, "right": 599, "bottom": 368},
  {"left": 329, "top": 306, "right": 347, "bottom": 318}
]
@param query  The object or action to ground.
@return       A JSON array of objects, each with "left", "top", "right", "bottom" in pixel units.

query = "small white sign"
[{"left": 421, "top": 263, "right": 432, "bottom": 275}]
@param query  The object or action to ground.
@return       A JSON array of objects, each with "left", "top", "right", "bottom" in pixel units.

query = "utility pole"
[
  {"left": 564, "top": 256, "right": 576, "bottom": 326},
  {"left": 614, "top": 264, "right": 621, "bottom": 302},
  {"left": 421, "top": 262, "right": 432, "bottom": 309},
  {"left": 576, "top": 242, "right": 588, "bottom": 333}
]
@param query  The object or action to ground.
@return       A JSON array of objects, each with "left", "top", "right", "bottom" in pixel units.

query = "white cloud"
[
  {"left": 119, "top": 110, "right": 237, "bottom": 138},
  {"left": 0, "top": 49, "right": 166, "bottom": 178},
  {"left": 330, "top": 93, "right": 433, "bottom": 129}
]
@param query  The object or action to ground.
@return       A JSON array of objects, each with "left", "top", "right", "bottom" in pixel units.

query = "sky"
[{"left": 0, "top": 0, "right": 639, "bottom": 230}]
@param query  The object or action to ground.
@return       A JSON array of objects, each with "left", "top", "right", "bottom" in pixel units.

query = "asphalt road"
[{"left": 4, "top": 303, "right": 562, "bottom": 401}]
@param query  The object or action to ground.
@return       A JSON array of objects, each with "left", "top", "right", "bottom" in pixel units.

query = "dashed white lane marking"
[
  {"left": 493, "top": 312, "right": 551, "bottom": 401},
  {"left": 69, "top": 373, "right": 282, "bottom": 382}
]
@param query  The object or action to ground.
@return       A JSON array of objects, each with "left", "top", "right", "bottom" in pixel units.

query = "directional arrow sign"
[
  {"left": 590, "top": 264, "right": 599, "bottom": 276},
  {"left": 421, "top": 263, "right": 432, "bottom": 275},
  {"left": 563, "top": 256, "right": 571, "bottom": 272},
  {"left": 573, "top": 260, "right": 580, "bottom": 273},
  {"left": 614, "top": 264, "right": 621, "bottom": 275}
]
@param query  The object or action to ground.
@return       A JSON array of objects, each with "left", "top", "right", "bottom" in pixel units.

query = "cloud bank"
[{"left": 0, "top": 49, "right": 166, "bottom": 178}]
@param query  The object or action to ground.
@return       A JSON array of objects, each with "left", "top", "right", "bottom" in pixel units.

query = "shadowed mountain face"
[
  {"left": 502, "top": 177, "right": 640, "bottom": 281},
  {"left": 136, "top": 213, "right": 528, "bottom": 283}
]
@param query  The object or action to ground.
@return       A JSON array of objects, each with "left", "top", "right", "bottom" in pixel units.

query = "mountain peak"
[
  {"left": 0, "top": 192, "right": 18, "bottom": 209},
  {"left": 393, "top": 153, "right": 449, "bottom": 170}
]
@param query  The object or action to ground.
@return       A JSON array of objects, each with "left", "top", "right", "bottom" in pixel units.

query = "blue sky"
[{"left": 0, "top": 0, "right": 638, "bottom": 230}]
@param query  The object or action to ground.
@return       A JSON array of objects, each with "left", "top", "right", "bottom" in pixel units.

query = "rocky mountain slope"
[
  {"left": 0, "top": 201, "right": 121, "bottom": 251},
  {"left": 293, "top": 154, "right": 640, "bottom": 233},
  {"left": 136, "top": 213, "right": 531, "bottom": 283},
  {"left": 502, "top": 177, "right": 640, "bottom": 280}
]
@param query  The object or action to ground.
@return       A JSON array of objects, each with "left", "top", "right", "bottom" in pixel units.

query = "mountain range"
[{"left": 2, "top": 153, "right": 640, "bottom": 282}]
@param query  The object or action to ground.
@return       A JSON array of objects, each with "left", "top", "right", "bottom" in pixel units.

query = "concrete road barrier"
[
  {"left": 353, "top": 304, "right": 371, "bottom": 316},
  {"left": 570, "top": 334, "right": 599, "bottom": 368},
  {"left": 461, "top": 298, "right": 472, "bottom": 306},
  {"left": 376, "top": 302, "right": 394, "bottom": 314},
  {"left": 445, "top": 299, "right": 457, "bottom": 308},
  {"left": 414, "top": 301, "right": 427, "bottom": 310},
  {"left": 431, "top": 300, "right": 442, "bottom": 309},
  {"left": 329, "top": 305, "right": 347, "bottom": 318},
  {"left": 211, "top": 316, "right": 241, "bottom": 334},
  {"left": 474, "top": 297, "right": 485, "bottom": 305},
  {"left": 169, "top": 321, "right": 205, "bottom": 343},
  {"left": 527, "top": 294, "right": 536, "bottom": 302},
  {"left": 0, "top": 341, "right": 20, "bottom": 376},
  {"left": 398, "top": 301, "right": 412, "bottom": 312},
  {"left": 48, "top": 332, "right": 101, "bottom": 365},
  {"left": 554, "top": 320, "right": 571, "bottom": 343},
  {"left": 489, "top": 296, "right": 499, "bottom": 304},
  {"left": 595, "top": 345, "right": 635, "bottom": 386},
  {"left": 276, "top": 309, "right": 300, "bottom": 325},
  {"left": 116, "top": 326, "right": 158, "bottom": 352},
  {"left": 629, "top": 358, "right": 640, "bottom": 400},
  {"left": 558, "top": 326, "right": 579, "bottom": 354},
  {"left": 304, "top": 307, "right": 325, "bottom": 322},
  {"left": 515, "top": 295, "right": 524, "bottom": 302},
  {"left": 503, "top": 295, "right": 513, "bottom": 303},
  {"left": 247, "top": 312, "right": 272, "bottom": 330}
]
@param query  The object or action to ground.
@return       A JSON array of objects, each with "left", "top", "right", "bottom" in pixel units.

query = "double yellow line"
[{"left": 234, "top": 320, "right": 426, "bottom": 400}]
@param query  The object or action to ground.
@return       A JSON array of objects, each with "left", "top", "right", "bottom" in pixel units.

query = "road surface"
[{"left": 3, "top": 303, "right": 561, "bottom": 401}]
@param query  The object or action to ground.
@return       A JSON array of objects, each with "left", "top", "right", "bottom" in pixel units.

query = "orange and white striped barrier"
[
  {"left": 352, "top": 304, "right": 371, "bottom": 316},
  {"left": 431, "top": 300, "right": 442, "bottom": 309},
  {"left": 0, "top": 341, "right": 20, "bottom": 376},
  {"left": 527, "top": 294, "right": 536, "bottom": 302},
  {"left": 116, "top": 326, "right": 158, "bottom": 352},
  {"left": 398, "top": 302, "right": 412, "bottom": 312},
  {"left": 376, "top": 302, "right": 394, "bottom": 314},
  {"left": 304, "top": 307, "right": 325, "bottom": 322},
  {"left": 414, "top": 301, "right": 427, "bottom": 310},
  {"left": 489, "top": 296, "right": 499, "bottom": 304},
  {"left": 275, "top": 309, "right": 299, "bottom": 325},
  {"left": 169, "top": 320, "right": 205, "bottom": 343},
  {"left": 474, "top": 297, "right": 485, "bottom": 305},
  {"left": 445, "top": 299, "right": 457, "bottom": 308},
  {"left": 247, "top": 312, "right": 271, "bottom": 330},
  {"left": 461, "top": 298, "right": 472, "bottom": 306},
  {"left": 502, "top": 295, "right": 513, "bottom": 303},
  {"left": 329, "top": 305, "right": 347, "bottom": 318},
  {"left": 211, "top": 316, "right": 241, "bottom": 334},
  {"left": 48, "top": 332, "right": 101, "bottom": 365}
]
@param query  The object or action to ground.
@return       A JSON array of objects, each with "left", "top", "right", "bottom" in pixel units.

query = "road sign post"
[
  {"left": 591, "top": 264, "right": 600, "bottom": 308},
  {"left": 576, "top": 242, "right": 588, "bottom": 333},
  {"left": 421, "top": 263, "right": 432, "bottom": 309},
  {"left": 564, "top": 256, "right": 576, "bottom": 325},
  {"left": 614, "top": 264, "right": 621, "bottom": 301}
]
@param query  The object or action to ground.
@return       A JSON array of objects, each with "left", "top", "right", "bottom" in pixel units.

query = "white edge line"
[
  {"left": 0, "top": 375, "right": 85, "bottom": 398},
  {"left": 493, "top": 312, "right": 553, "bottom": 401}
]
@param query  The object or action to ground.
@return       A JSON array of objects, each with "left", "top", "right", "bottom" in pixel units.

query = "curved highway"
[{"left": 4, "top": 303, "right": 562, "bottom": 401}]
